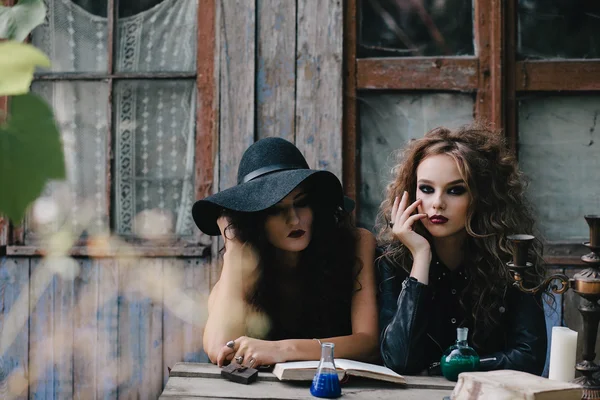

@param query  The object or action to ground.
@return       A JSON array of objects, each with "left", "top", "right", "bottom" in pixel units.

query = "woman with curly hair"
[
  {"left": 194, "top": 137, "right": 378, "bottom": 368},
  {"left": 376, "top": 123, "right": 547, "bottom": 375}
]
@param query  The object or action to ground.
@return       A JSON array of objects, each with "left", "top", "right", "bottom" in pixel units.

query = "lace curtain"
[{"left": 29, "top": 0, "right": 198, "bottom": 240}]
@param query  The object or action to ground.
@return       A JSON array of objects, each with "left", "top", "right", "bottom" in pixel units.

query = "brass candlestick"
[{"left": 508, "top": 215, "right": 600, "bottom": 400}]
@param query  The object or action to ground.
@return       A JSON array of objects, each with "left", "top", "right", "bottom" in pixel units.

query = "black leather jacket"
[{"left": 377, "top": 248, "right": 547, "bottom": 375}]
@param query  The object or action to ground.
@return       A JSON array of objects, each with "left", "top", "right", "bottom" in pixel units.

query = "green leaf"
[
  {"left": 0, "top": 0, "right": 46, "bottom": 41},
  {"left": 0, "top": 93, "right": 66, "bottom": 223},
  {"left": 0, "top": 41, "right": 50, "bottom": 96}
]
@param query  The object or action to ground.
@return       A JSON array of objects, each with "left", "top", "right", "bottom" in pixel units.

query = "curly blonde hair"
[{"left": 377, "top": 122, "right": 546, "bottom": 342}]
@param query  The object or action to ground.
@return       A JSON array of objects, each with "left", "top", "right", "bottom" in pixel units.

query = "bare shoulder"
[
  {"left": 355, "top": 228, "right": 376, "bottom": 280},
  {"left": 356, "top": 228, "right": 376, "bottom": 263}
]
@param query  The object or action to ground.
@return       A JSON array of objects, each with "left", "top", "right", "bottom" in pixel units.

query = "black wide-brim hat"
[{"left": 192, "top": 137, "right": 354, "bottom": 236}]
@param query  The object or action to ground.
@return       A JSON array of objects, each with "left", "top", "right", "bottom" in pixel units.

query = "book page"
[
  {"left": 272, "top": 361, "right": 344, "bottom": 381},
  {"left": 334, "top": 359, "right": 403, "bottom": 379},
  {"left": 274, "top": 361, "right": 320, "bottom": 371}
]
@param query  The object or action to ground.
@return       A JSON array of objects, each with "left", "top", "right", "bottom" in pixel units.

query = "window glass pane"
[
  {"left": 358, "top": 92, "right": 474, "bottom": 229},
  {"left": 27, "top": 81, "right": 110, "bottom": 241},
  {"left": 33, "top": 0, "right": 109, "bottom": 72},
  {"left": 116, "top": 0, "right": 197, "bottom": 72},
  {"left": 518, "top": 1, "right": 600, "bottom": 59},
  {"left": 358, "top": 0, "right": 474, "bottom": 57},
  {"left": 518, "top": 95, "right": 600, "bottom": 242},
  {"left": 114, "top": 80, "right": 196, "bottom": 238},
  {"left": 32, "top": 0, "right": 197, "bottom": 73}
]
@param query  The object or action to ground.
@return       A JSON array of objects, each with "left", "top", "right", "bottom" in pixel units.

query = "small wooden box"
[{"left": 221, "top": 364, "right": 259, "bottom": 385}]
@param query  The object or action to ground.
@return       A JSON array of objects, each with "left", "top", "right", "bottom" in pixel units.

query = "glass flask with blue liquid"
[
  {"left": 310, "top": 342, "right": 341, "bottom": 398},
  {"left": 440, "top": 327, "right": 480, "bottom": 381}
]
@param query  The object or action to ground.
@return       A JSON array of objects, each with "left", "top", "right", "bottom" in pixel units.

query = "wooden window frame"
[
  {"left": 343, "top": 0, "right": 600, "bottom": 266},
  {"left": 0, "top": 0, "right": 217, "bottom": 257}
]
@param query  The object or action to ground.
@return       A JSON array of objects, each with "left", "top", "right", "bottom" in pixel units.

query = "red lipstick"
[
  {"left": 430, "top": 215, "right": 448, "bottom": 224},
  {"left": 288, "top": 230, "right": 306, "bottom": 238}
]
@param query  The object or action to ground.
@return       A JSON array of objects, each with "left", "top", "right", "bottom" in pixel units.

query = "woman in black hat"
[{"left": 193, "top": 137, "right": 378, "bottom": 368}]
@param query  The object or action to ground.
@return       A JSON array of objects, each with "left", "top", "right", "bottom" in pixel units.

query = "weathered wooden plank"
[
  {"left": 474, "top": 0, "right": 503, "bottom": 128},
  {"left": 167, "top": 363, "right": 455, "bottom": 392},
  {"left": 53, "top": 258, "right": 75, "bottom": 399},
  {"left": 163, "top": 259, "right": 185, "bottom": 386},
  {"left": 181, "top": 259, "right": 210, "bottom": 365},
  {"left": 0, "top": 258, "right": 29, "bottom": 399},
  {"left": 96, "top": 259, "right": 118, "bottom": 400},
  {"left": 163, "top": 258, "right": 211, "bottom": 386},
  {"left": 195, "top": 0, "right": 218, "bottom": 211},
  {"left": 167, "top": 362, "right": 456, "bottom": 389},
  {"left": 295, "top": 0, "right": 343, "bottom": 178},
  {"left": 256, "top": 0, "right": 296, "bottom": 142},
  {"left": 219, "top": 0, "right": 256, "bottom": 189},
  {"left": 342, "top": 0, "right": 358, "bottom": 209},
  {"left": 145, "top": 259, "right": 164, "bottom": 399},
  {"left": 27, "top": 257, "right": 78, "bottom": 399},
  {"left": 504, "top": 0, "right": 518, "bottom": 154},
  {"left": 210, "top": 0, "right": 224, "bottom": 291},
  {"left": 159, "top": 376, "right": 452, "bottom": 399},
  {"left": 169, "top": 362, "right": 277, "bottom": 381},
  {"left": 117, "top": 258, "right": 164, "bottom": 399},
  {"left": 356, "top": 58, "right": 479, "bottom": 91},
  {"left": 73, "top": 259, "right": 98, "bottom": 399},
  {"left": 516, "top": 61, "right": 600, "bottom": 91},
  {"left": 29, "top": 258, "right": 55, "bottom": 400}
]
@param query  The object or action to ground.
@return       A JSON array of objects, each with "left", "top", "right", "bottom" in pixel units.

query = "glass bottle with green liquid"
[{"left": 440, "top": 327, "right": 480, "bottom": 381}]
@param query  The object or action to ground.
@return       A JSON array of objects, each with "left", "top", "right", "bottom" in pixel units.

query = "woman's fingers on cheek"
[
  {"left": 399, "top": 191, "right": 407, "bottom": 210},
  {"left": 391, "top": 196, "right": 399, "bottom": 219},
  {"left": 405, "top": 198, "right": 421, "bottom": 214},
  {"left": 406, "top": 214, "right": 426, "bottom": 227}
]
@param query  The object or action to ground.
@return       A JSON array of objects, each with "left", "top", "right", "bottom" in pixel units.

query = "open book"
[
  {"left": 272, "top": 359, "right": 405, "bottom": 384},
  {"left": 452, "top": 370, "right": 582, "bottom": 400}
]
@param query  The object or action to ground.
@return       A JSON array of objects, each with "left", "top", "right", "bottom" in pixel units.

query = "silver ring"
[
  {"left": 388, "top": 221, "right": 394, "bottom": 228},
  {"left": 226, "top": 340, "right": 235, "bottom": 349},
  {"left": 235, "top": 356, "right": 244, "bottom": 364},
  {"left": 248, "top": 357, "right": 256, "bottom": 368}
]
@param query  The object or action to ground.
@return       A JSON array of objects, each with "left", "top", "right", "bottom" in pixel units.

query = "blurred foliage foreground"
[
  {"left": 0, "top": 0, "right": 65, "bottom": 223},
  {"left": 1, "top": 2, "right": 210, "bottom": 397}
]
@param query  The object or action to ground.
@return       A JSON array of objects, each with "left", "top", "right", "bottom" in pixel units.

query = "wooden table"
[{"left": 160, "top": 363, "right": 456, "bottom": 399}]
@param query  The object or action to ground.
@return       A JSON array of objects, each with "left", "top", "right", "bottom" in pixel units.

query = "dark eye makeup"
[
  {"left": 448, "top": 186, "right": 467, "bottom": 195},
  {"left": 418, "top": 185, "right": 433, "bottom": 194},
  {"left": 418, "top": 184, "right": 467, "bottom": 195}
]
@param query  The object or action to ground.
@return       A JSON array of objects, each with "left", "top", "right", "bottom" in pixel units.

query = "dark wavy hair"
[
  {"left": 222, "top": 177, "right": 361, "bottom": 340},
  {"left": 377, "top": 122, "right": 548, "bottom": 345}
]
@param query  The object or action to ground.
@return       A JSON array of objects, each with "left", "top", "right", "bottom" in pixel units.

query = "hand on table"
[{"left": 217, "top": 336, "right": 286, "bottom": 368}]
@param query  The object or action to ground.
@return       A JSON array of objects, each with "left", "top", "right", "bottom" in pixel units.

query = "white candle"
[{"left": 548, "top": 326, "right": 578, "bottom": 382}]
